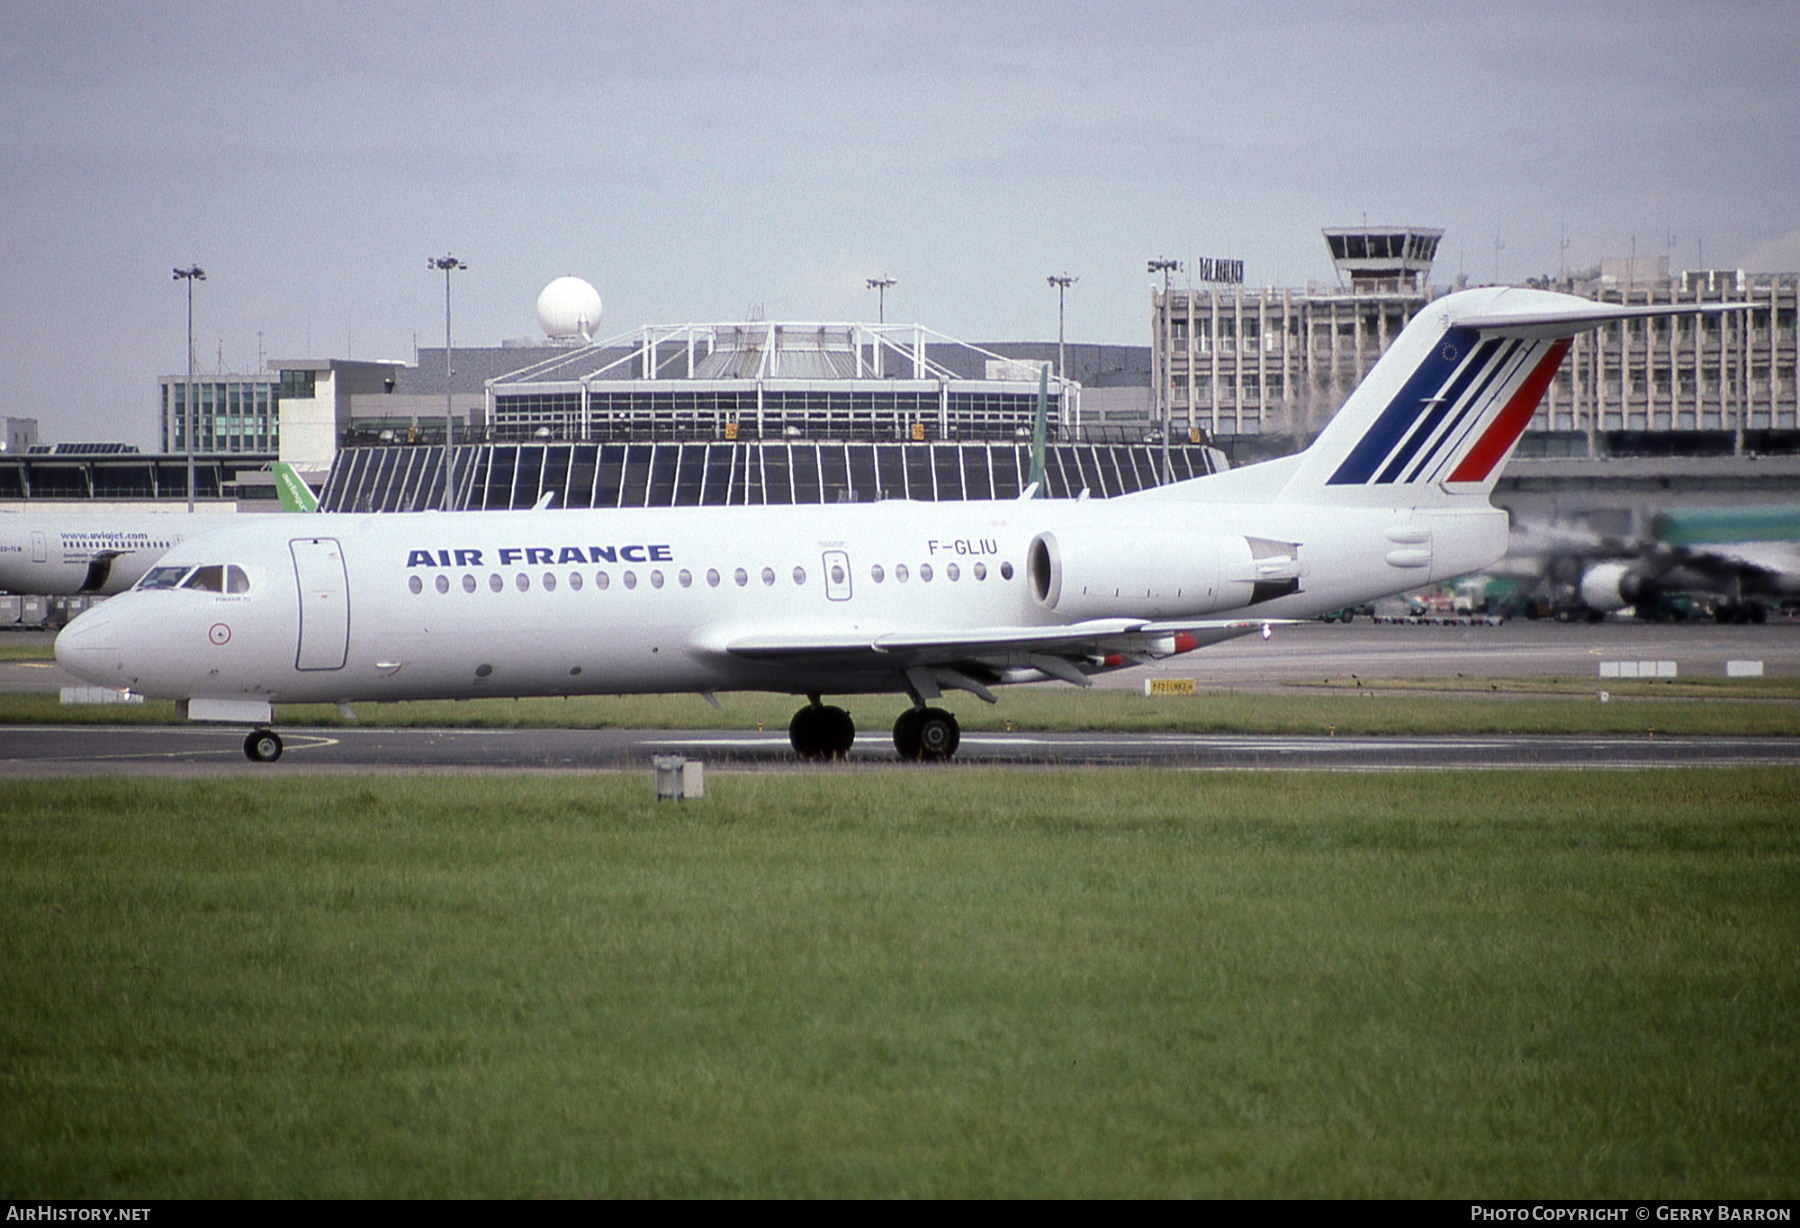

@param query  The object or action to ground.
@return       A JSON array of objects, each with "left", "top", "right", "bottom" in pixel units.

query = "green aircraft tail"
[
  {"left": 273, "top": 463, "right": 320, "bottom": 513},
  {"left": 1029, "top": 365, "right": 1049, "bottom": 496}
]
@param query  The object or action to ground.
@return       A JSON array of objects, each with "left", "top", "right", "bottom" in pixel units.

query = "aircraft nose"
[{"left": 54, "top": 606, "right": 127, "bottom": 687}]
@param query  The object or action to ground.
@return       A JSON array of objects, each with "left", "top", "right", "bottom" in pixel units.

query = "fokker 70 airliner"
[{"left": 55, "top": 288, "right": 1743, "bottom": 761}]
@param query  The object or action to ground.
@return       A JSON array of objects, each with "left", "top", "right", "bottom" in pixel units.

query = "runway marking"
[
  {"left": 636, "top": 733, "right": 1774, "bottom": 750},
  {"left": 0, "top": 731, "right": 340, "bottom": 763},
  {"left": 4, "top": 726, "right": 1791, "bottom": 774}
]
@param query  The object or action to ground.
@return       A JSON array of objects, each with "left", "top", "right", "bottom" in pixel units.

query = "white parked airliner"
[
  {"left": 0, "top": 514, "right": 214, "bottom": 596},
  {"left": 55, "top": 288, "right": 1742, "bottom": 762},
  {"left": 0, "top": 464, "right": 319, "bottom": 596}
]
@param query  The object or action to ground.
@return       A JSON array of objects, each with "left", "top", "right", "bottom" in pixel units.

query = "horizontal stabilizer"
[{"left": 1448, "top": 299, "right": 1750, "bottom": 337}]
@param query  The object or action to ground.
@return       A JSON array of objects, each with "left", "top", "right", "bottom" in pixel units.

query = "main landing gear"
[
  {"left": 243, "top": 728, "right": 284, "bottom": 763},
  {"left": 786, "top": 698, "right": 964, "bottom": 762},
  {"left": 892, "top": 706, "right": 960, "bottom": 761},
  {"left": 788, "top": 699, "right": 856, "bottom": 760}
]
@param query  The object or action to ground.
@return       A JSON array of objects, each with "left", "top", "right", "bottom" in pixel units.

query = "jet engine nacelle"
[
  {"left": 1028, "top": 526, "right": 1292, "bottom": 619},
  {"left": 1577, "top": 560, "right": 1644, "bottom": 613}
]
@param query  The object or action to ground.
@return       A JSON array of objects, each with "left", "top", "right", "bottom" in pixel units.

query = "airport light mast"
[
  {"left": 429, "top": 254, "right": 467, "bottom": 511},
  {"left": 866, "top": 276, "right": 896, "bottom": 324},
  {"left": 1147, "top": 258, "right": 1182, "bottom": 482},
  {"left": 172, "top": 266, "right": 206, "bottom": 512},
  {"left": 1047, "top": 274, "right": 1076, "bottom": 382}
]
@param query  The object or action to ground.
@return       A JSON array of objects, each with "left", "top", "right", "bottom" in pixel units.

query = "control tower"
[{"left": 1322, "top": 226, "right": 1443, "bottom": 292}]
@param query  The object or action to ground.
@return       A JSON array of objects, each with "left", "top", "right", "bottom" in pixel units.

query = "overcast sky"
[{"left": 2, "top": 0, "right": 1795, "bottom": 447}]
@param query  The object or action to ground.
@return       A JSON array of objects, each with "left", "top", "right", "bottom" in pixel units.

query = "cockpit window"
[
  {"left": 182, "top": 565, "right": 226, "bottom": 592},
  {"left": 138, "top": 563, "right": 249, "bottom": 593},
  {"left": 138, "top": 566, "right": 190, "bottom": 590}
]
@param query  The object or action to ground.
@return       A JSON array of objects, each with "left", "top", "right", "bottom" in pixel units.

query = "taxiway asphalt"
[
  {"left": 1, "top": 621, "right": 1794, "bottom": 776},
  {"left": 1, "top": 725, "right": 1794, "bottom": 777}
]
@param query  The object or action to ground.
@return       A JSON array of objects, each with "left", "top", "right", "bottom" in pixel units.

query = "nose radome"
[{"left": 54, "top": 607, "right": 124, "bottom": 686}]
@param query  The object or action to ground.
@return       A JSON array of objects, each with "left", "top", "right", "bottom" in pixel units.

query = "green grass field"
[{"left": 3, "top": 768, "right": 1795, "bottom": 1198}]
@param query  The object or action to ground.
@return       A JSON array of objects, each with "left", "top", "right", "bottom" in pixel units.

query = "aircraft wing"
[
  {"left": 1662, "top": 540, "right": 1800, "bottom": 598},
  {"left": 724, "top": 617, "right": 1274, "bottom": 661},
  {"left": 718, "top": 617, "right": 1278, "bottom": 698}
]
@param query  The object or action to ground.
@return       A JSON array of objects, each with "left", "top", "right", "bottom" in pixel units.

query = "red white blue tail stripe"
[{"left": 1327, "top": 328, "right": 1571, "bottom": 488}]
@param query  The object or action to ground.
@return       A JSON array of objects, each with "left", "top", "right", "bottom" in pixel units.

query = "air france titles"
[{"left": 405, "top": 544, "right": 673, "bottom": 568}]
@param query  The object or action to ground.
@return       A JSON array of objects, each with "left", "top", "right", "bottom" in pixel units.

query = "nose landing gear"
[{"left": 243, "top": 728, "right": 284, "bottom": 763}]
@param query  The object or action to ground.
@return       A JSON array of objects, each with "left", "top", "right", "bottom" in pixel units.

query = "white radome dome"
[{"left": 536, "top": 276, "right": 603, "bottom": 341}]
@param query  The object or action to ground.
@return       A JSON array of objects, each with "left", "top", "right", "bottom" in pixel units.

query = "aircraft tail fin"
[
  {"left": 273, "top": 463, "right": 320, "bottom": 513},
  {"left": 1274, "top": 287, "right": 1746, "bottom": 507},
  {"left": 1029, "top": 365, "right": 1049, "bottom": 495}
]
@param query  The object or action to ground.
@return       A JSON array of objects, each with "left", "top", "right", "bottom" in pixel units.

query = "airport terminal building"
[{"left": 319, "top": 317, "right": 1212, "bottom": 511}]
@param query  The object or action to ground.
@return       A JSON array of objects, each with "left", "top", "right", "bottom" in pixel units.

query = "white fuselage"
[{"left": 55, "top": 496, "right": 1507, "bottom": 706}]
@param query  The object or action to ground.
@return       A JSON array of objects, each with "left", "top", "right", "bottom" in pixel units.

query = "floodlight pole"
[
  {"left": 1047, "top": 274, "right": 1075, "bottom": 439},
  {"left": 1148, "top": 258, "right": 1182, "bottom": 482},
  {"left": 866, "top": 276, "right": 896, "bottom": 324},
  {"left": 429, "top": 255, "right": 467, "bottom": 511},
  {"left": 1047, "top": 274, "right": 1075, "bottom": 380},
  {"left": 173, "top": 266, "right": 206, "bottom": 512}
]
